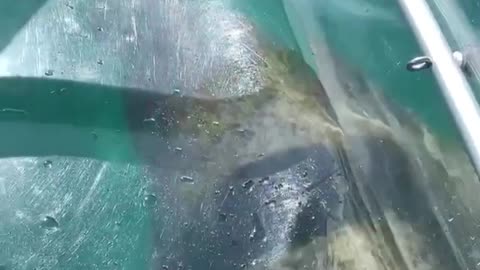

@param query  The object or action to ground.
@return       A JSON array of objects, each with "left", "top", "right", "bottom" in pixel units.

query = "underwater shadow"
[{"left": 0, "top": 77, "right": 251, "bottom": 163}]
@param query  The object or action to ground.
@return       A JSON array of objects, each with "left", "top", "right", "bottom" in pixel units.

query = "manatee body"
[
  {"left": 0, "top": 1, "right": 475, "bottom": 269},
  {"left": 123, "top": 45, "right": 345, "bottom": 269},
  {"left": 120, "top": 24, "right": 460, "bottom": 270},
  {"left": 105, "top": 2, "right": 468, "bottom": 270}
]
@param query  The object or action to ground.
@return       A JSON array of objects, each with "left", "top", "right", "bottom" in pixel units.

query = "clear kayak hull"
[{"left": 0, "top": 1, "right": 479, "bottom": 270}]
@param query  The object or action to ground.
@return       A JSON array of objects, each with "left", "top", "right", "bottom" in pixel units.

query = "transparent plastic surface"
[
  {"left": 426, "top": 0, "right": 480, "bottom": 95},
  {"left": 0, "top": 1, "right": 478, "bottom": 270},
  {"left": 286, "top": 1, "right": 480, "bottom": 269}
]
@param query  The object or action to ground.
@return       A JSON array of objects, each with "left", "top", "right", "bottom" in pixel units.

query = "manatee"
[
  {"left": 122, "top": 45, "right": 465, "bottom": 269},
  {"left": 135, "top": 44, "right": 474, "bottom": 270},
  {"left": 0, "top": 1, "right": 478, "bottom": 270},
  {"left": 0, "top": 52, "right": 462, "bottom": 270}
]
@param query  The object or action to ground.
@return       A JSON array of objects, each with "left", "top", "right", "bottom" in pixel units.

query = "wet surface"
[
  {"left": 0, "top": 1, "right": 479, "bottom": 270},
  {"left": 147, "top": 143, "right": 343, "bottom": 270}
]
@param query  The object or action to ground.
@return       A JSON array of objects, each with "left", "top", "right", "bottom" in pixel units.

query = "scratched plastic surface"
[
  {"left": 1, "top": 1, "right": 480, "bottom": 270},
  {"left": 0, "top": 1, "right": 294, "bottom": 269},
  {"left": 0, "top": 1, "right": 159, "bottom": 269},
  {"left": 424, "top": 0, "right": 480, "bottom": 99},
  {"left": 286, "top": 1, "right": 480, "bottom": 269}
]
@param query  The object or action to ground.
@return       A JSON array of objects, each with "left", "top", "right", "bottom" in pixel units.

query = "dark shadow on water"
[
  {"left": 0, "top": 77, "right": 252, "bottom": 163},
  {"left": 0, "top": 1, "right": 48, "bottom": 53},
  {"left": 0, "top": 77, "right": 196, "bottom": 162}
]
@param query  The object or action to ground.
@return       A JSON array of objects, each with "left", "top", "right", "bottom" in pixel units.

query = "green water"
[
  {"left": 0, "top": 78, "right": 152, "bottom": 269},
  {"left": 0, "top": 1, "right": 468, "bottom": 269},
  {"left": 231, "top": 0, "right": 300, "bottom": 51},
  {"left": 315, "top": 3, "right": 459, "bottom": 140},
  {"left": 77, "top": 2, "right": 468, "bottom": 268},
  {"left": 237, "top": 0, "right": 460, "bottom": 140}
]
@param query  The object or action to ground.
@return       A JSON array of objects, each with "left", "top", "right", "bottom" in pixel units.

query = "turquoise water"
[
  {"left": 231, "top": 0, "right": 300, "bottom": 51},
  {"left": 237, "top": 0, "right": 460, "bottom": 140},
  {"left": 0, "top": 1, "right": 468, "bottom": 269},
  {"left": 312, "top": 2, "right": 459, "bottom": 139}
]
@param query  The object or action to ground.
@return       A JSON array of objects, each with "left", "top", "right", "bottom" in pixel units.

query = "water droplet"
[
  {"left": 41, "top": 216, "right": 59, "bottom": 228},
  {"left": 44, "top": 70, "right": 54, "bottom": 76},
  {"left": 180, "top": 176, "right": 194, "bottom": 183},
  {"left": 161, "top": 265, "right": 169, "bottom": 270},
  {"left": 173, "top": 88, "right": 181, "bottom": 95},
  {"left": 43, "top": 160, "right": 53, "bottom": 168},
  {"left": 257, "top": 153, "right": 265, "bottom": 158},
  {"left": 114, "top": 221, "right": 121, "bottom": 230},
  {"left": 97, "top": 60, "right": 104, "bottom": 65},
  {"left": 65, "top": 3, "right": 74, "bottom": 9},
  {"left": 212, "top": 121, "right": 220, "bottom": 126},
  {"left": 448, "top": 217, "right": 454, "bottom": 222},
  {"left": 214, "top": 190, "right": 221, "bottom": 195},
  {"left": 249, "top": 228, "right": 257, "bottom": 241},
  {"left": 174, "top": 147, "right": 183, "bottom": 152},
  {"left": 1, "top": 108, "right": 27, "bottom": 114},
  {"left": 144, "top": 194, "right": 157, "bottom": 207},
  {"left": 143, "top": 118, "right": 156, "bottom": 124},
  {"left": 97, "top": 26, "right": 103, "bottom": 32},
  {"left": 242, "top": 179, "right": 254, "bottom": 189},
  {"left": 218, "top": 213, "right": 227, "bottom": 222},
  {"left": 264, "top": 199, "right": 276, "bottom": 207},
  {"left": 240, "top": 263, "right": 246, "bottom": 268},
  {"left": 301, "top": 171, "right": 308, "bottom": 177}
]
